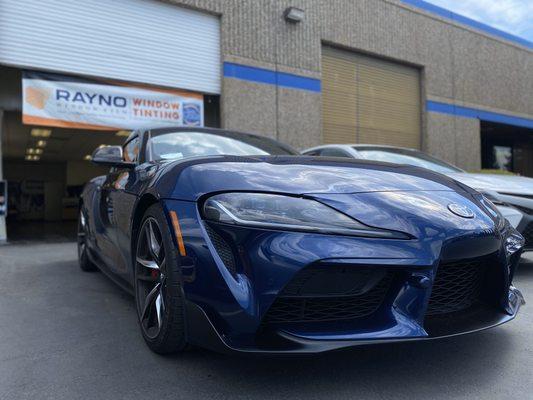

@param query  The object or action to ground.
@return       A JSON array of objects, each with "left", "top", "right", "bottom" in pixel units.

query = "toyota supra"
[{"left": 78, "top": 128, "right": 525, "bottom": 354}]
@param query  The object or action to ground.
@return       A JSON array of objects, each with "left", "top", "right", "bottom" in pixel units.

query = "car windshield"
[
  {"left": 148, "top": 130, "right": 296, "bottom": 161},
  {"left": 354, "top": 147, "right": 463, "bottom": 174}
]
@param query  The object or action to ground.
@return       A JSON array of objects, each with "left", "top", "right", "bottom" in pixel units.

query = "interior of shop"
[
  {"left": 2, "top": 111, "right": 124, "bottom": 241},
  {"left": 0, "top": 63, "right": 221, "bottom": 243},
  {"left": 481, "top": 121, "right": 533, "bottom": 177}
]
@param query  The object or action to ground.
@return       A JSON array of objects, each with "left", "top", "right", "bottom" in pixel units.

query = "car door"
[
  {"left": 103, "top": 134, "right": 143, "bottom": 278},
  {"left": 95, "top": 162, "right": 124, "bottom": 272}
]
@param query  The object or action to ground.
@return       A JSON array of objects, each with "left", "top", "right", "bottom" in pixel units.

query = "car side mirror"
[{"left": 91, "top": 145, "right": 135, "bottom": 168}]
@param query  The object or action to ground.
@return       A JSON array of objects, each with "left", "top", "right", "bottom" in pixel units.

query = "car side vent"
[{"left": 204, "top": 224, "right": 237, "bottom": 276}]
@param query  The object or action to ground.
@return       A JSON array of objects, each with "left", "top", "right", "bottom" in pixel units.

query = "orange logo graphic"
[{"left": 25, "top": 87, "right": 51, "bottom": 109}]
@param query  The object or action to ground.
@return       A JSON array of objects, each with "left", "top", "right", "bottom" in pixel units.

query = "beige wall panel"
[
  {"left": 222, "top": 78, "right": 277, "bottom": 139},
  {"left": 426, "top": 112, "right": 481, "bottom": 171},
  {"left": 277, "top": 88, "right": 321, "bottom": 150}
]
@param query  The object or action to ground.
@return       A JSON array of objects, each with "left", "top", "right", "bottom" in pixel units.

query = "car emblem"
[{"left": 447, "top": 203, "right": 475, "bottom": 219}]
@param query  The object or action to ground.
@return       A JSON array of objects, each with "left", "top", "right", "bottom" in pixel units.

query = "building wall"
[{"left": 169, "top": 0, "right": 532, "bottom": 170}]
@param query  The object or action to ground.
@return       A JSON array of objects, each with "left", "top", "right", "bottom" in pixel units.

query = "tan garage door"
[{"left": 322, "top": 47, "right": 421, "bottom": 148}]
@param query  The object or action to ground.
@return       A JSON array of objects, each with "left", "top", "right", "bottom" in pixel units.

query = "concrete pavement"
[{"left": 1, "top": 242, "right": 532, "bottom": 400}]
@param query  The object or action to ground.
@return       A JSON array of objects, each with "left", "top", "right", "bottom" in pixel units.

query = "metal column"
[{"left": 0, "top": 110, "right": 6, "bottom": 242}]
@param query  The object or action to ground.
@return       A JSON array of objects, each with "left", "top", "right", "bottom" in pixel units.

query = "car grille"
[
  {"left": 426, "top": 259, "right": 486, "bottom": 316},
  {"left": 263, "top": 267, "right": 394, "bottom": 324},
  {"left": 205, "top": 225, "right": 237, "bottom": 276},
  {"left": 521, "top": 221, "right": 533, "bottom": 249}
]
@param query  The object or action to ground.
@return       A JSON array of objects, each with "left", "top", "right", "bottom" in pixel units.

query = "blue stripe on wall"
[
  {"left": 400, "top": 0, "right": 533, "bottom": 50},
  {"left": 222, "top": 62, "right": 533, "bottom": 129},
  {"left": 427, "top": 101, "right": 533, "bottom": 129},
  {"left": 223, "top": 62, "right": 321, "bottom": 92}
]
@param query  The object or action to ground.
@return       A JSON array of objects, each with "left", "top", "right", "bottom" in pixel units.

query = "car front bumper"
[
  {"left": 184, "top": 286, "right": 524, "bottom": 355},
  {"left": 163, "top": 199, "right": 524, "bottom": 355}
]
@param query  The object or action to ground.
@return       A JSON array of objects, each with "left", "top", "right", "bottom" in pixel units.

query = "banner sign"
[{"left": 22, "top": 71, "right": 204, "bottom": 130}]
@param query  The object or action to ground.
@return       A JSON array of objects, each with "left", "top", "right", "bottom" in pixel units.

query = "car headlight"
[
  {"left": 202, "top": 192, "right": 409, "bottom": 239},
  {"left": 505, "top": 230, "right": 525, "bottom": 258},
  {"left": 504, "top": 229, "right": 524, "bottom": 284}
]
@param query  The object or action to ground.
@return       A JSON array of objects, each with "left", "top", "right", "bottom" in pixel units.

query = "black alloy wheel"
[{"left": 135, "top": 205, "right": 187, "bottom": 354}]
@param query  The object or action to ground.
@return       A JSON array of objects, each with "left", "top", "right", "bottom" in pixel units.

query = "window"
[
  {"left": 147, "top": 130, "right": 296, "bottom": 161},
  {"left": 319, "top": 148, "right": 351, "bottom": 158},
  {"left": 123, "top": 137, "right": 140, "bottom": 163},
  {"left": 355, "top": 147, "right": 463, "bottom": 174}
]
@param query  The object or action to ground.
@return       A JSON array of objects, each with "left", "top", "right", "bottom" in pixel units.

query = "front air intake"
[
  {"left": 426, "top": 259, "right": 487, "bottom": 316},
  {"left": 263, "top": 266, "right": 395, "bottom": 324}
]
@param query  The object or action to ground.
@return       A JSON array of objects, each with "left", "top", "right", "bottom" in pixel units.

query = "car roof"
[
  {"left": 351, "top": 144, "right": 419, "bottom": 152},
  {"left": 304, "top": 143, "right": 418, "bottom": 152},
  {"left": 149, "top": 126, "right": 266, "bottom": 138}
]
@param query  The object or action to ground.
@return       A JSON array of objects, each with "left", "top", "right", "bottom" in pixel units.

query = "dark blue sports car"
[{"left": 79, "top": 127, "right": 525, "bottom": 355}]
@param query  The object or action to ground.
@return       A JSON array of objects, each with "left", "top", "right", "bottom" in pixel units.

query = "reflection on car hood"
[
  {"left": 312, "top": 191, "right": 496, "bottom": 240},
  {"left": 158, "top": 156, "right": 476, "bottom": 201},
  {"left": 445, "top": 172, "right": 533, "bottom": 196}
]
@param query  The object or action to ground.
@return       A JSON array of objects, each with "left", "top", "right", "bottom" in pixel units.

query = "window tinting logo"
[
  {"left": 25, "top": 87, "right": 51, "bottom": 110},
  {"left": 183, "top": 102, "right": 201, "bottom": 126}
]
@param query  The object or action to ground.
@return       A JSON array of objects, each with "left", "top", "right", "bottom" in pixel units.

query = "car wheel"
[
  {"left": 78, "top": 209, "right": 97, "bottom": 272},
  {"left": 134, "top": 204, "right": 188, "bottom": 354}
]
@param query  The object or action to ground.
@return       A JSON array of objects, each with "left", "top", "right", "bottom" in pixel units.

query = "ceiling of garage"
[{"left": 2, "top": 111, "right": 126, "bottom": 162}]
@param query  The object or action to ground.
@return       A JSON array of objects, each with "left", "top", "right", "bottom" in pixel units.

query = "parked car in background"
[
  {"left": 79, "top": 128, "right": 524, "bottom": 355},
  {"left": 302, "top": 144, "right": 533, "bottom": 250}
]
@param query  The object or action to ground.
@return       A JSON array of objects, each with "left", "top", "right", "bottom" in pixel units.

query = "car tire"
[
  {"left": 78, "top": 209, "right": 98, "bottom": 272},
  {"left": 134, "top": 204, "right": 188, "bottom": 354}
]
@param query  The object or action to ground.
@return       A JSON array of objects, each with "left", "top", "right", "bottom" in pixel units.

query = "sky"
[{"left": 424, "top": 0, "right": 533, "bottom": 42}]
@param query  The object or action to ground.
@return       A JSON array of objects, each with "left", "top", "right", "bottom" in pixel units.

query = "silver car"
[{"left": 302, "top": 144, "right": 533, "bottom": 250}]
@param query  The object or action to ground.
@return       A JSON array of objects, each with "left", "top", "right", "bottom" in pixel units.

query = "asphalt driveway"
[{"left": 1, "top": 242, "right": 532, "bottom": 400}]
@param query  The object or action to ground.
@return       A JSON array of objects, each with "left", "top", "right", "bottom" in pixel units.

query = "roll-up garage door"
[
  {"left": 322, "top": 47, "right": 421, "bottom": 148},
  {"left": 0, "top": 0, "right": 220, "bottom": 94}
]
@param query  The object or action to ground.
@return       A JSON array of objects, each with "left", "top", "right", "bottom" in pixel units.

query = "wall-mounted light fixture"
[{"left": 284, "top": 7, "right": 304, "bottom": 23}]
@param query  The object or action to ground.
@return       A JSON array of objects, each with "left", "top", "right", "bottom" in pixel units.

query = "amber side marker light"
[{"left": 169, "top": 211, "right": 187, "bottom": 256}]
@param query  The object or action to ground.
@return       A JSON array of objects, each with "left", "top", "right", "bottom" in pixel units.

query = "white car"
[{"left": 302, "top": 144, "right": 533, "bottom": 250}]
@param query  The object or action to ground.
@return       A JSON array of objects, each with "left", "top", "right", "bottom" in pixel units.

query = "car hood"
[
  {"left": 158, "top": 155, "right": 476, "bottom": 201},
  {"left": 156, "top": 156, "right": 498, "bottom": 244},
  {"left": 312, "top": 191, "right": 497, "bottom": 242},
  {"left": 445, "top": 172, "right": 533, "bottom": 196}
]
